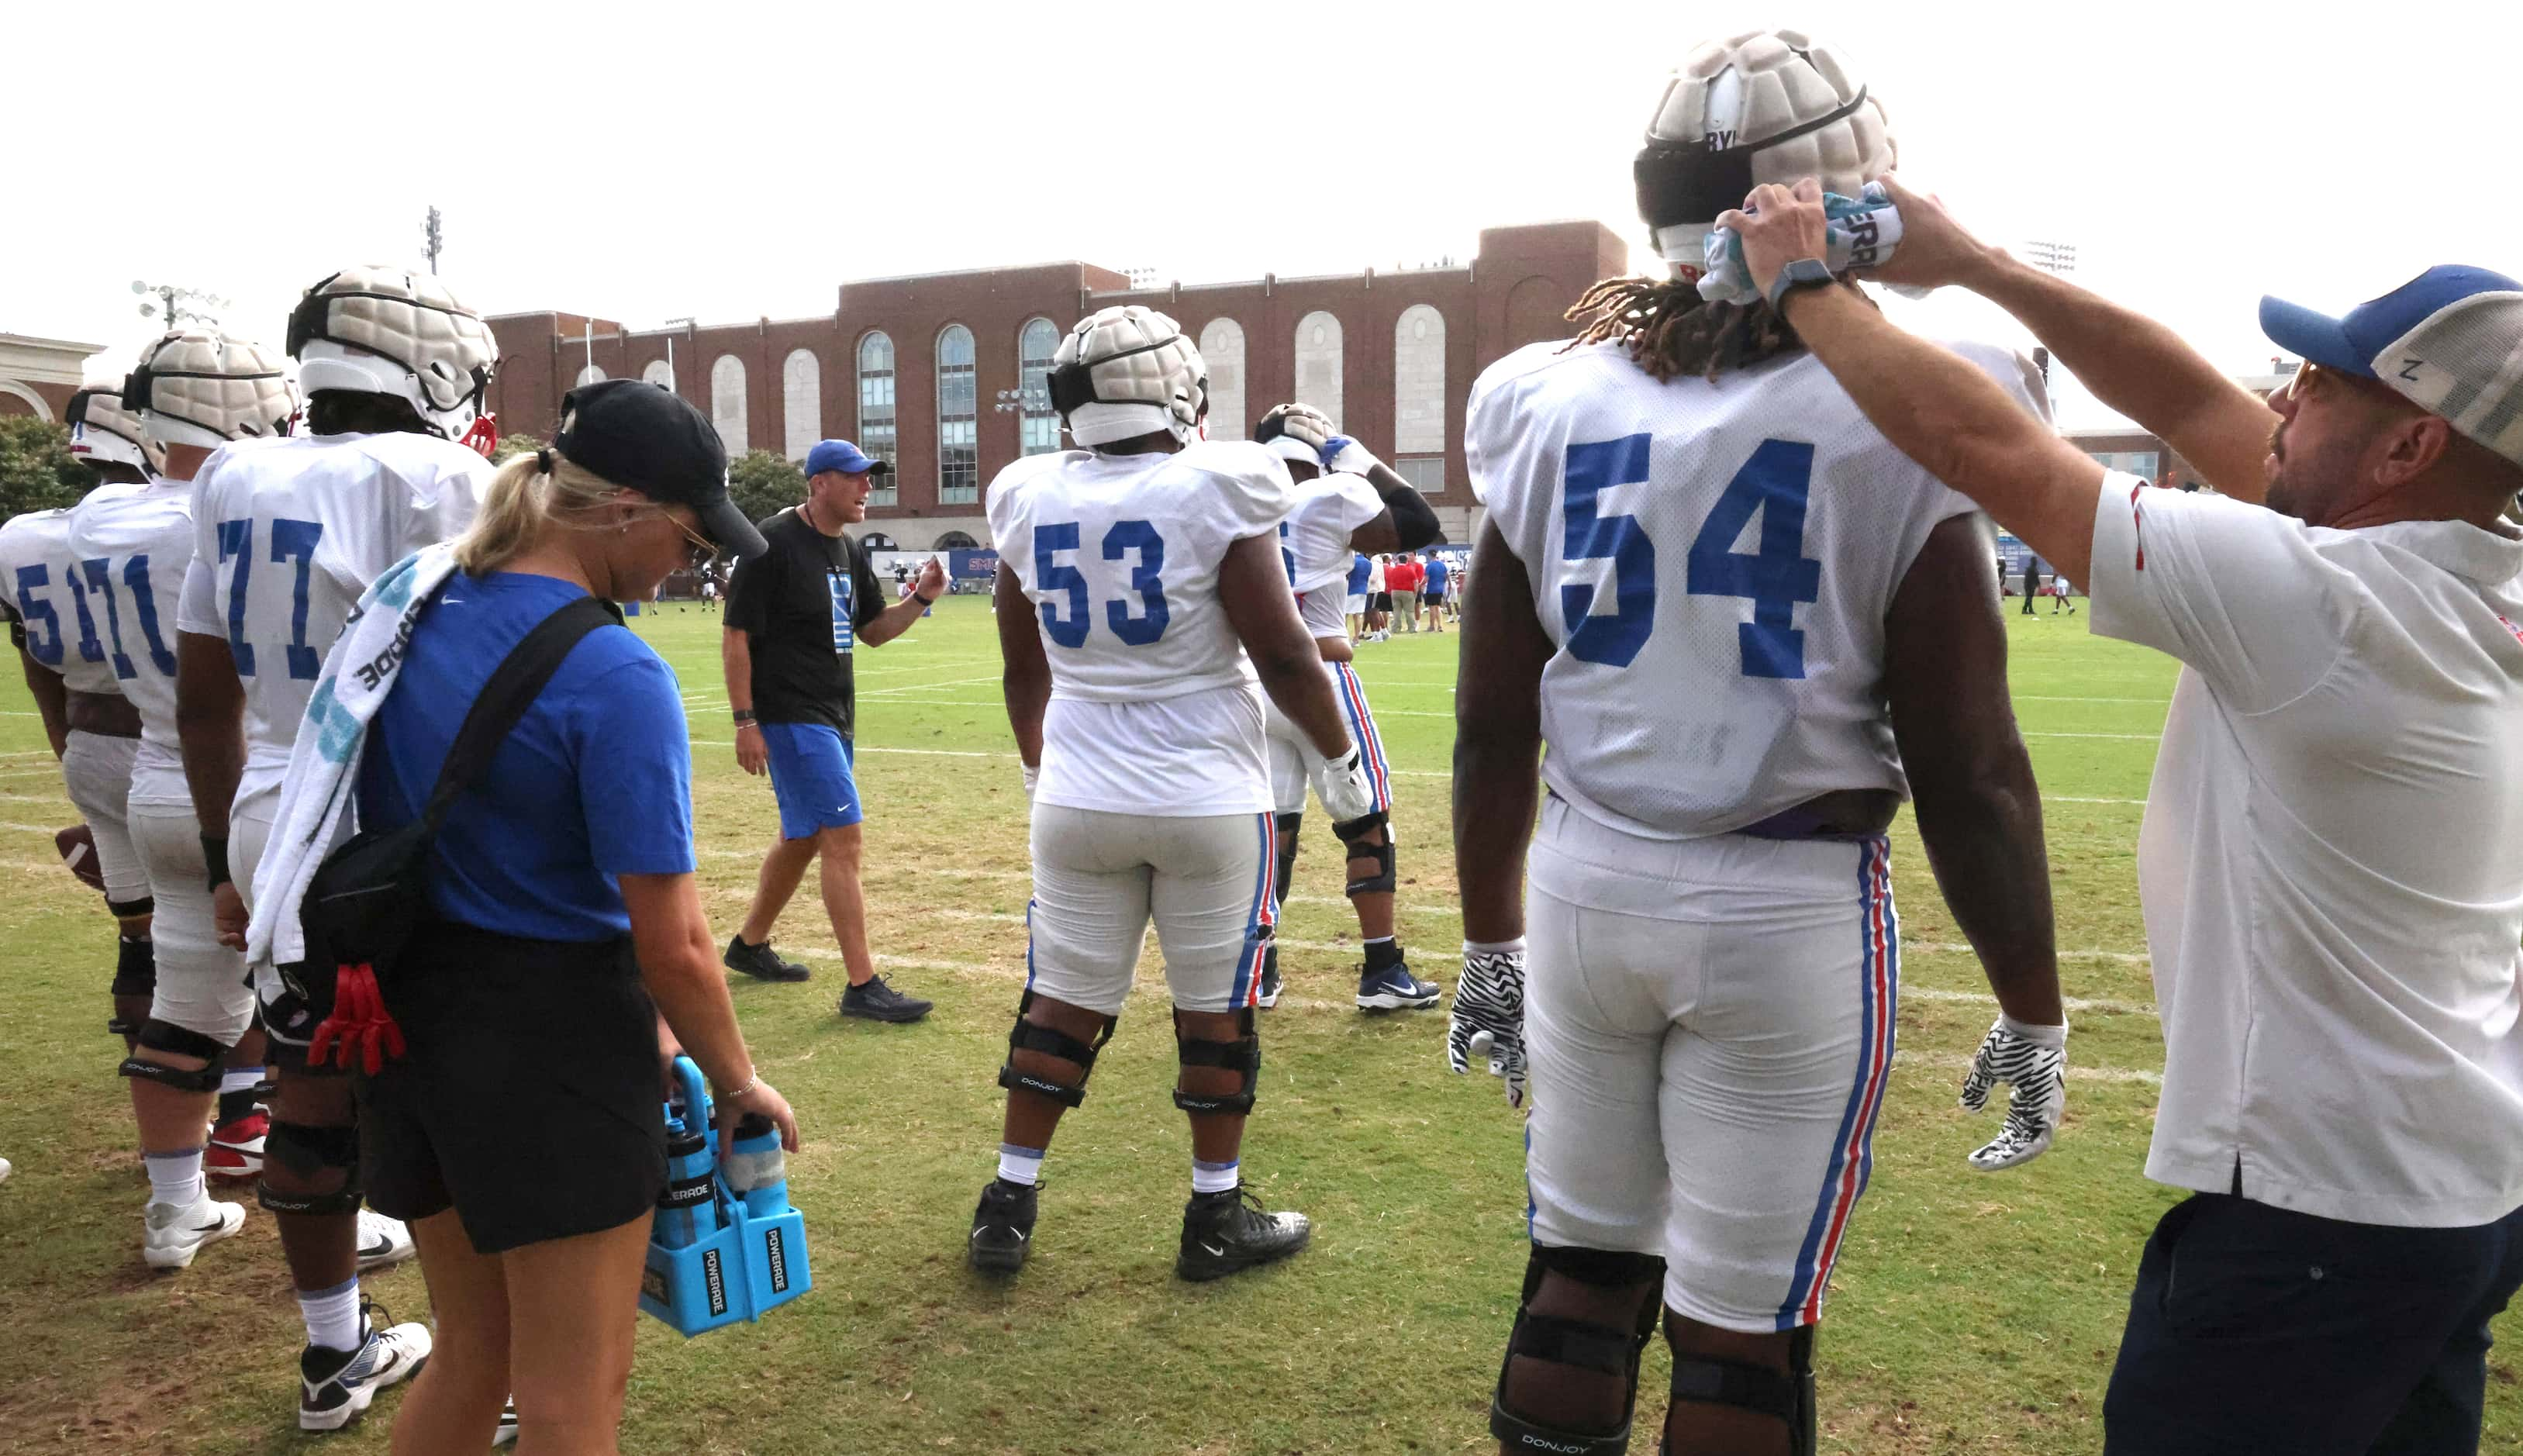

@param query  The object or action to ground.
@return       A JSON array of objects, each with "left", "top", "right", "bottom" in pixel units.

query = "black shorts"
[
  {"left": 1372, "top": 592, "right": 1393, "bottom": 611},
  {"left": 355, "top": 922, "right": 666, "bottom": 1254},
  {"left": 2103, "top": 1192, "right": 2523, "bottom": 1455}
]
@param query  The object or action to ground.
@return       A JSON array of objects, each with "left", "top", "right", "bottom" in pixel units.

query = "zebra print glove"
[
  {"left": 1959, "top": 1014, "right": 2067, "bottom": 1171},
  {"left": 1448, "top": 939, "right": 1528, "bottom": 1109}
]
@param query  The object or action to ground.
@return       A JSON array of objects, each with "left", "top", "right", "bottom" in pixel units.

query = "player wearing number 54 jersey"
[
  {"left": 971, "top": 305, "right": 1379, "bottom": 1286},
  {"left": 1448, "top": 31, "right": 2069, "bottom": 1456}
]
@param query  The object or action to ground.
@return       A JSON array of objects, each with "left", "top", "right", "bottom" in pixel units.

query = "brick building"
[
  {"left": 485, "top": 220, "right": 1627, "bottom": 550},
  {"left": 0, "top": 333, "right": 106, "bottom": 422}
]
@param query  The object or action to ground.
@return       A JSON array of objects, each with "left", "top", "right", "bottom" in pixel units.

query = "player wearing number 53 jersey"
[
  {"left": 1448, "top": 32, "right": 2069, "bottom": 1456},
  {"left": 971, "top": 305, "right": 1377, "bottom": 1286}
]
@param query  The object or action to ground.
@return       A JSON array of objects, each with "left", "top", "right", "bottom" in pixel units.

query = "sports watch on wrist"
[{"left": 1765, "top": 257, "right": 1836, "bottom": 311}]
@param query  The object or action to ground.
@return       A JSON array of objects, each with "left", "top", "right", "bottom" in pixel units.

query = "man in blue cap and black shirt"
[
  {"left": 1727, "top": 172, "right": 2523, "bottom": 1456},
  {"left": 721, "top": 439, "right": 944, "bottom": 1022}
]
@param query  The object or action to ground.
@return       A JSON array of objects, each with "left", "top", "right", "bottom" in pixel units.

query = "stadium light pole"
[
  {"left": 131, "top": 278, "right": 228, "bottom": 331},
  {"left": 423, "top": 205, "right": 444, "bottom": 275}
]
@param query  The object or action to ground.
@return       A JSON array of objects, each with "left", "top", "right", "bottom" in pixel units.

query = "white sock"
[
  {"left": 1192, "top": 1158, "right": 1240, "bottom": 1195},
  {"left": 299, "top": 1276, "right": 364, "bottom": 1353},
  {"left": 219, "top": 1068, "right": 263, "bottom": 1097},
  {"left": 144, "top": 1147, "right": 205, "bottom": 1209},
  {"left": 997, "top": 1144, "right": 1045, "bottom": 1187}
]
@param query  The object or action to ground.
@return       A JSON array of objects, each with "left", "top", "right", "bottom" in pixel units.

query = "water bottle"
[
  {"left": 655, "top": 1059, "right": 721, "bottom": 1247},
  {"left": 720, "top": 1113, "right": 789, "bottom": 1219}
]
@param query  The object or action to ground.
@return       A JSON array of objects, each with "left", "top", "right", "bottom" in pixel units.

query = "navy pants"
[{"left": 2104, "top": 1192, "right": 2523, "bottom": 1455}]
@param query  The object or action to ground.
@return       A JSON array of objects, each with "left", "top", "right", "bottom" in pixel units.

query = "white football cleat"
[
  {"left": 143, "top": 1195, "right": 247, "bottom": 1270},
  {"left": 355, "top": 1209, "right": 416, "bottom": 1271},
  {"left": 299, "top": 1309, "right": 432, "bottom": 1431}
]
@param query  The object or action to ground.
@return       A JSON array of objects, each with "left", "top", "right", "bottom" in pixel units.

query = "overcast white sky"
[{"left": 11, "top": 0, "right": 2518, "bottom": 429}]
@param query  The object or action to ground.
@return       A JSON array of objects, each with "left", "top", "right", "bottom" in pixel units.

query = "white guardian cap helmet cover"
[
  {"left": 126, "top": 329, "right": 297, "bottom": 447},
  {"left": 66, "top": 385, "right": 167, "bottom": 474},
  {"left": 287, "top": 265, "right": 499, "bottom": 445},
  {"left": 1048, "top": 305, "right": 1209, "bottom": 447},
  {"left": 1634, "top": 29, "right": 1896, "bottom": 266}
]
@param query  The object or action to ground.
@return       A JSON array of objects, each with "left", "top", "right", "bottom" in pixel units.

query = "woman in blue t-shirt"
[{"left": 354, "top": 380, "right": 795, "bottom": 1453}]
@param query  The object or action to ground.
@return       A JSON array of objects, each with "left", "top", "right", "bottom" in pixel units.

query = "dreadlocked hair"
[{"left": 1562, "top": 274, "right": 1870, "bottom": 383}]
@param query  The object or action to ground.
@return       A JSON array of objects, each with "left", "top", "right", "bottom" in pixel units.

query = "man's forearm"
[
  {"left": 1972, "top": 254, "right": 2276, "bottom": 502},
  {"left": 1781, "top": 285, "right": 2104, "bottom": 583},
  {"left": 174, "top": 633, "right": 245, "bottom": 837},
  {"left": 860, "top": 591, "right": 930, "bottom": 647},
  {"left": 1910, "top": 768, "right": 2065, "bottom": 1026},
  {"left": 19, "top": 653, "right": 67, "bottom": 758},
  {"left": 720, "top": 630, "right": 754, "bottom": 714},
  {"left": 1451, "top": 730, "right": 1538, "bottom": 944}
]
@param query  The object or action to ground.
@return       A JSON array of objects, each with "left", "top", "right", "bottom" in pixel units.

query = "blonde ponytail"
[{"left": 452, "top": 449, "right": 641, "bottom": 575}]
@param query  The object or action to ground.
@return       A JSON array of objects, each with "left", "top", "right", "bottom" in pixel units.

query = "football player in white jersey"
[
  {"left": 7, "top": 386, "right": 163, "bottom": 1054},
  {"left": 174, "top": 267, "right": 492, "bottom": 1431},
  {"left": 1246, "top": 400, "right": 1444, "bottom": 1012},
  {"left": 69, "top": 329, "right": 293, "bottom": 1276},
  {"left": 1450, "top": 33, "right": 2069, "bottom": 1456},
  {"left": 970, "top": 305, "right": 1379, "bottom": 1283}
]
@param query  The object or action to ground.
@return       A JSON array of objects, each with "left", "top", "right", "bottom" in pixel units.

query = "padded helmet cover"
[
  {"left": 1048, "top": 305, "right": 1209, "bottom": 447},
  {"left": 126, "top": 329, "right": 296, "bottom": 445}
]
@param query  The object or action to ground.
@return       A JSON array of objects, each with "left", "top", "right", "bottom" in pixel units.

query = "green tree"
[
  {"left": 489, "top": 428, "right": 545, "bottom": 465},
  {"left": 0, "top": 416, "right": 99, "bottom": 519},
  {"left": 727, "top": 449, "right": 806, "bottom": 524}
]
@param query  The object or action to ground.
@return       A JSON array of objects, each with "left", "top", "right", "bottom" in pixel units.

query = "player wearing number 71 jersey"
[
  {"left": 971, "top": 305, "right": 1379, "bottom": 1286},
  {"left": 1450, "top": 31, "right": 2070, "bottom": 1456},
  {"left": 173, "top": 267, "right": 494, "bottom": 1433}
]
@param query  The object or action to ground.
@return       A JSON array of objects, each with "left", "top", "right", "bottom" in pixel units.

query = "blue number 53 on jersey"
[
  {"left": 1034, "top": 519, "right": 1169, "bottom": 649},
  {"left": 1560, "top": 433, "right": 1823, "bottom": 679}
]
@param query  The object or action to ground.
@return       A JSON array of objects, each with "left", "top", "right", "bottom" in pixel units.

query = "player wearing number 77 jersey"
[
  {"left": 970, "top": 305, "right": 1378, "bottom": 1286},
  {"left": 1449, "top": 30, "right": 2069, "bottom": 1456},
  {"left": 173, "top": 267, "right": 494, "bottom": 1434}
]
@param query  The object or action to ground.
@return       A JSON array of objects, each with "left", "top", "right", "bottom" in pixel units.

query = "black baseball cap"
[{"left": 554, "top": 378, "right": 767, "bottom": 559}]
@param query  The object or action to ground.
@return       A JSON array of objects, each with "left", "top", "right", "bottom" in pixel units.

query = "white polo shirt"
[{"left": 2090, "top": 475, "right": 2523, "bottom": 1227}]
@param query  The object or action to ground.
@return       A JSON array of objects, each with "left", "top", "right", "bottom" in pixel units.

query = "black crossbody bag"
[{"left": 299, "top": 594, "right": 624, "bottom": 1071}]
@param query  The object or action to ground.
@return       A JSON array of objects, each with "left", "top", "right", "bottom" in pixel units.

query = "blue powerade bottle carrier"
[{"left": 639, "top": 1056, "right": 813, "bottom": 1336}]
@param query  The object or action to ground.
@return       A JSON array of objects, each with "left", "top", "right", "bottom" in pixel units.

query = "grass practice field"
[{"left": 3, "top": 594, "right": 2518, "bottom": 1454}]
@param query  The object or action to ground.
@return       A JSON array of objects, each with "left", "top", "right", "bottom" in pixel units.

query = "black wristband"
[
  {"left": 202, "top": 834, "right": 231, "bottom": 892},
  {"left": 732, "top": 708, "right": 757, "bottom": 726},
  {"left": 913, "top": 592, "right": 935, "bottom": 607}
]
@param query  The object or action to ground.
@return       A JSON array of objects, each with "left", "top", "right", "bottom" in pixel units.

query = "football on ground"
[{"left": 1, "top": 597, "right": 2514, "bottom": 1452}]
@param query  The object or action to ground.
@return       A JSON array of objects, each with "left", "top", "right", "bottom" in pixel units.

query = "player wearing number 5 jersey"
[
  {"left": 173, "top": 267, "right": 494, "bottom": 1433},
  {"left": 1450, "top": 32, "right": 2068, "bottom": 1456},
  {"left": 972, "top": 305, "right": 1378, "bottom": 1285},
  {"left": 69, "top": 328, "right": 294, "bottom": 1275}
]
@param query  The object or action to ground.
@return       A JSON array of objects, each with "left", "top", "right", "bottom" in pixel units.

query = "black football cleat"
[
  {"left": 969, "top": 1178, "right": 1037, "bottom": 1276},
  {"left": 1176, "top": 1185, "right": 1311, "bottom": 1282}
]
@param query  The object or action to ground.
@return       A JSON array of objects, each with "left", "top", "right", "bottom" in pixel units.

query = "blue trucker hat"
[
  {"left": 804, "top": 439, "right": 891, "bottom": 478},
  {"left": 2261, "top": 265, "right": 2523, "bottom": 465}
]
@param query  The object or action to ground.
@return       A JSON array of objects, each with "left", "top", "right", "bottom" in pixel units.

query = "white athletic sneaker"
[
  {"left": 493, "top": 1398, "right": 519, "bottom": 1446},
  {"left": 0, "top": 1155, "right": 12, "bottom": 1182},
  {"left": 299, "top": 1310, "right": 431, "bottom": 1431},
  {"left": 143, "top": 1195, "right": 246, "bottom": 1270},
  {"left": 355, "top": 1208, "right": 417, "bottom": 1272}
]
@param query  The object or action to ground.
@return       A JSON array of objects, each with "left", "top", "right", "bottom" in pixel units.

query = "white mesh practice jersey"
[
  {"left": 65, "top": 480, "right": 200, "bottom": 799},
  {"left": 176, "top": 433, "right": 488, "bottom": 794},
  {"left": 1279, "top": 471, "right": 1384, "bottom": 642},
  {"left": 0, "top": 496, "right": 143, "bottom": 696},
  {"left": 986, "top": 441, "right": 1299, "bottom": 816},
  {"left": 1467, "top": 336, "right": 2047, "bottom": 840}
]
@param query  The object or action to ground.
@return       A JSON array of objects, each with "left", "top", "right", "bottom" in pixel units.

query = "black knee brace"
[
  {"left": 110, "top": 935, "right": 156, "bottom": 998},
  {"left": 258, "top": 1120, "right": 364, "bottom": 1216},
  {"left": 1333, "top": 810, "right": 1396, "bottom": 897},
  {"left": 1489, "top": 1243, "right": 1667, "bottom": 1456},
  {"left": 1272, "top": 813, "right": 1302, "bottom": 910},
  {"left": 1668, "top": 1323, "right": 1817, "bottom": 1456},
  {"left": 116, "top": 1019, "right": 229, "bottom": 1092},
  {"left": 997, "top": 988, "right": 1117, "bottom": 1109},
  {"left": 1172, "top": 1007, "right": 1261, "bottom": 1116},
  {"left": 107, "top": 895, "right": 155, "bottom": 920}
]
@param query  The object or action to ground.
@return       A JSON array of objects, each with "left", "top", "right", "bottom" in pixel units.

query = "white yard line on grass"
[{"left": 1904, "top": 985, "right": 2155, "bottom": 1016}]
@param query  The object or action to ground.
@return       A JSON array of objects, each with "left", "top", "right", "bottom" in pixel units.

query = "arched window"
[
  {"left": 934, "top": 530, "right": 978, "bottom": 550},
  {"left": 574, "top": 363, "right": 606, "bottom": 388},
  {"left": 1199, "top": 319, "right": 1247, "bottom": 440},
  {"left": 641, "top": 359, "right": 673, "bottom": 392},
  {"left": 710, "top": 355, "right": 748, "bottom": 456},
  {"left": 1392, "top": 304, "right": 1446, "bottom": 492},
  {"left": 858, "top": 333, "right": 897, "bottom": 506},
  {"left": 1293, "top": 312, "right": 1343, "bottom": 429},
  {"left": 936, "top": 325, "right": 978, "bottom": 504},
  {"left": 782, "top": 349, "right": 822, "bottom": 461},
  {"left": 1018, "top": 318, "right": 1061, "bottom": 456}
]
